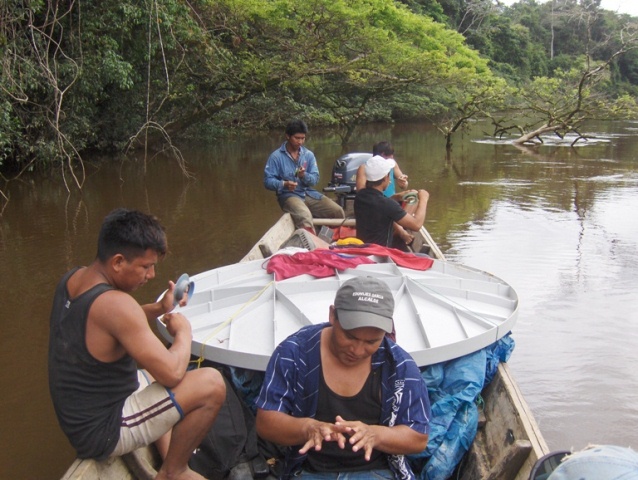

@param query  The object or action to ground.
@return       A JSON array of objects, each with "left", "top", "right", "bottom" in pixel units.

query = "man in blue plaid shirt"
[{"left": 255, "top": 277, "right": 431, "bottom": 479}]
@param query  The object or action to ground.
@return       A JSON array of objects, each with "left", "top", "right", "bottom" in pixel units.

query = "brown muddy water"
[{"left": 1, "top": 120, "right": 637, "bottom": 479}]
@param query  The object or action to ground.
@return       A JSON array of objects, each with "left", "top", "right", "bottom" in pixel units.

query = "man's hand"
[
  {"left": 417, "top": 189, "right": 429, "bottom": 203},
  {"left": 284, "top": 180, "right": 298, "bottom": 191},
  {"left": 159, "top": 280, "right": 189, "bottom": 314},
  {"left": 298, "top": 418, "right": 349, "bottom": 454},
  {"left": 162, "top": 312, "right": 192, "bottom": 338},
  {"left": 335, "top": 415, "right": 379, "bottom": 461},
  {"left": 397, "top": 174, "right": 408, "bottom": 189},
  {"left": 398, "top": 228, "right": 415, "bottom": 246}
]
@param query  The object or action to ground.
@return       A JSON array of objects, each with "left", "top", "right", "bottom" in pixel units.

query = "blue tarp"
[{"left": 409, "top": 334, "right": 515, "bottom": 480}]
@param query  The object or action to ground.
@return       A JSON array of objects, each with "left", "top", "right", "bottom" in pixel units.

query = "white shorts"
[{"left": 110, "top": 370, "right": 183, "bottom": 457}]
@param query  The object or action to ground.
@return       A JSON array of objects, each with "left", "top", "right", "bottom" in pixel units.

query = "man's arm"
[
  {"left": 393, "top": 164, "right": 408, "bottom": 190},
  {"left": 299, "top": 151, "right": 319, "bottom": 187},
  {"left": 396, "top": 190, "right": 429, "bottom": 232},
  {"left": 355, "top": 164, "right": 367, "bottom": 192},
  {"left": 256, "top": 409, "right": 349, "bottom": 453},
  {"left": 371, "top": 424, "right": 428, "bottom": 455},
  {"left": 393, "top": 223, "right": 414, "bottom": 245},
  {"left": 335, "top": 416, "right": 428, "bottom": 460},
  {"left": 264, "top": 152, "right": 286, "bottom": 192},
  {"left": 141, "top": 279, "right": 186, "bottom": 321},
  {"left": 90, "top": 291, "right": 192, "bottom": 388}
]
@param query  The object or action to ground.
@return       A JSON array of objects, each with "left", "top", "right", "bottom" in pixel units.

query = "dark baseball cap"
[{"left": 334, "top": 277, "right": 394, "bottom": 333}]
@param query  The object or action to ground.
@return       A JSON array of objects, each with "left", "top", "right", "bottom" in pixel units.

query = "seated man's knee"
[
  {"left": 188, "top": 367, "right": 226, "bottom": 405},
  {"left": 325, "top": 199, "right": 344, "bottom": 218},
  {"left": 204, "top": 367, "right": 226, "bottom": 403}
]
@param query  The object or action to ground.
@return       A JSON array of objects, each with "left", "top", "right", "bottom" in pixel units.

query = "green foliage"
[
  {"left": 440, "top": 0, "right": 638, "bottom": 90},
  {"left": 0, "top": 101, "right": 17, "bottom": 168},
  {"left": 397, "top": 0, "right": 447, "bottom": 23},
  {"left": 1, "top": 0, "right": 637, "bottom": 176},
  {"left": 248, "top": 0, "right": 491, "bottom": 142},
  {"left": 617, "top": 48, "right": 638, "bottom": 85},
  {"left": 421, "top": 74, "right": 512, "bottom": 148}
]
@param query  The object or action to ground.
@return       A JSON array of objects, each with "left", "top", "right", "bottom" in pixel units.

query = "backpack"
[{"left": 188, "top": 371, "right": 270, "bottom": 479}]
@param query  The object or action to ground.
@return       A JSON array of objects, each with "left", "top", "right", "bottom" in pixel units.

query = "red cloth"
[
  {"left": 329, "top": 244, "right": 434, "bottom": 270},
  {"left": 266, "top": 249, "right": 375, "bottom": 281},
  {"left": 332, "top": 226, "right": 357, "bottom": 240}
]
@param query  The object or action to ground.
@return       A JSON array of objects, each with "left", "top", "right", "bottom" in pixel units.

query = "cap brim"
[{"left": 337, "top": 309, "right": 393, "bottom": 333}]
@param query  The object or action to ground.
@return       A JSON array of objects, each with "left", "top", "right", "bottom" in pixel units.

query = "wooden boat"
[{"left": 61, "top": 214, "right": 548, "bottom": 480}]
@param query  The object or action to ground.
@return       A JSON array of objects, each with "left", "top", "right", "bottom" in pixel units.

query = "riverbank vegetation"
[{"left": 1, "top": 0, "right": 637, "bottom": 186}]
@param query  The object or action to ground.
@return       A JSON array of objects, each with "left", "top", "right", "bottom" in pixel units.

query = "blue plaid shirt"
[{"left": 255, "top": 323, "right": 431, "bottom": 479}]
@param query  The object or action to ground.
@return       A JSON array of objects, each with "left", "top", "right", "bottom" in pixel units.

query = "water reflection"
[
  {"left": 1, "top": 120, "right": 637, "bottom": 478},
  {"left": 448, "top": 170, "right": 638, "bottom": 450}
]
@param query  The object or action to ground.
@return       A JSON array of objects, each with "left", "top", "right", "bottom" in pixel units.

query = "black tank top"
[
  {"left": 304, "top": 366, "right": 388, "bottom": 472},
  {"left": 48, "top": 268, "right": 138, "bottom": 459}
]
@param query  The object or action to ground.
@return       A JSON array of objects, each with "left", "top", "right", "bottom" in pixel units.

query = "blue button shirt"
[{"left": 264, "top": 142, "right": 322, "bottom": 202}]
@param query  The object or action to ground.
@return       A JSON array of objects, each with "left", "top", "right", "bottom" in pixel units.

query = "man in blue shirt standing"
[
  {"left": 264, "top": 119, "right": 344, "bottom": 231},
  {"left": 255, "top": 276, "right": 431, "bottom": 479}
]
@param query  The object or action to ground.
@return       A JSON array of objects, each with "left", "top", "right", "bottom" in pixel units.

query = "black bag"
[{"left": 189, "top": 373, "right": 269, "bottom": 479}]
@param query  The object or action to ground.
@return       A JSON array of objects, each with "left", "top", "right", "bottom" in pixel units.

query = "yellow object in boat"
[{"left": 335, "top": 237, "right": 364, "bottom": 245}]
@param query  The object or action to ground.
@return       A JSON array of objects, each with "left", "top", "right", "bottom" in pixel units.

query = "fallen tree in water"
[{"left": 490, "top": 18, "right": 638, "bottom": 146}]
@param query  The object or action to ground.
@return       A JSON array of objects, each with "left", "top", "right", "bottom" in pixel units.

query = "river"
[{"left": 1, "top": 120, "right": 637, "bottom": 479}]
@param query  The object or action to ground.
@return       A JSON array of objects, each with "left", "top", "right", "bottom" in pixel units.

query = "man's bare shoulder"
[
  {"left": 90, "top": 289, "right": 147, "bottom": 333},
  {"left": 85, "top": 290, "right": 151, "bottom": 362}
]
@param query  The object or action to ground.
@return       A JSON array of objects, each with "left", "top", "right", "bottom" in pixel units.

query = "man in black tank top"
[
  {"left": 48, "top": 208, "right": 226, "bottom": 480},
  {"left": 256, "top": 277, "right": 431, "bottom": 479}
]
